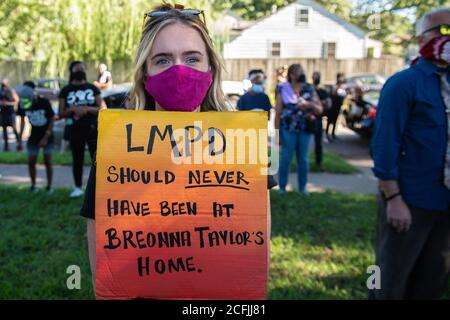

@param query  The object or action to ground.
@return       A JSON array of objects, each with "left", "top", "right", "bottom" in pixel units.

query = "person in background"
[
  {"left": 348, "top": 86, "right": 370, "bottom": 122},
  {"left": 15, "top": 81, "right": 36, "bottom": 150},
  {"left": 370, "top": 7, "right": 450, "bottom": 300},
  {"left": 326, "top": 72, "right": 347, "bottom": 141},
  {"left": 60, "top": 118, "right": 72, "bottom": 154},
  {"left": 276, "top": 65, "right": 288, "bottom": 84},
  {"left": 59, "top": 61, "right": 106, "bottom": 198},
  {"left": 312, "top": 71, "right": 331, "bottom": 171},
  {"left": 275, "top": 64, "right": 323, "bottom": 195},
  {"left": 274, "top": 65, "right": 288, "bottom": 99},
  {"left": 237, "top": 69, "right": 272, "bottom": 119},
  {"left": 0, "top": 78, "right": 21, "bottom": 151},
  {"left": 93, "top": 63, "right": 113, "bottom": 90},
  {"left": 25, "top": 87, "right": 55, "bottom": 193}
]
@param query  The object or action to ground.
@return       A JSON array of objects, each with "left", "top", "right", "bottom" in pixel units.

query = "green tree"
[
  {"left": 0, "top": 0, "right": 214, "bottom": 77},
  {"left": 352, "top": 0, "right": 450, "bottom": 55}
]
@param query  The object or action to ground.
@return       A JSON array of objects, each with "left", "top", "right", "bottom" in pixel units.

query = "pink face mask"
[{"left": 144, "top": 65, "right": 213, "bottom": 112}]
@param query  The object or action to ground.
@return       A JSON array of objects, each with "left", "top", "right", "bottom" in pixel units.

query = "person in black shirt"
[
  {"left": 58, "top": 61, "right": 105, "bottom": 198},
  {"left": 326, "top": 72, "right": 347, "bottom": 141},
  {"left": 25, "top": 93, "right": 55, "bottom": 193},
  {"left": 0, "top": 78, "right": 21, "bottom": 151},
  {"left": 312, "top": 71, "right": 331, "bottom": 171}
]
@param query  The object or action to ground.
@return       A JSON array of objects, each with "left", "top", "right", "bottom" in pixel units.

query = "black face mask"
[
  {"left": 313, "top": 78, "right": 320, "bottom": 86},
  {"left": 71, "top": 71, "right": 86, "bottom": 82},
  {"left": 298, "top": 74, "right": 306, "bottom": 83}
]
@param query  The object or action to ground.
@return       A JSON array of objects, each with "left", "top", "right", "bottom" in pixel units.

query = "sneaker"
[
  {"left": 46, "top": 186, "right": 54, "bottom": 195},
  {"left": 29, "top": 185, "right": 37, "bottom": 193},
  {"left": 70, "top": 187, "right": 84, "bottom": 198},
  {"left": 300, "top": 189, "right": 310, "bottom": 197}
]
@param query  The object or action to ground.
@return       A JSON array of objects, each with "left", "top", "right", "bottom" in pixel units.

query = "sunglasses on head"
[
  {"left": 142, "top": 7, "right": 206, "bottom": 30},
  {"left": 422, "top": 24, "right": 450, "bottom": 36}
]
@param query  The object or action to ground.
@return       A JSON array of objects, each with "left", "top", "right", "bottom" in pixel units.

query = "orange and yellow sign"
[{"left": 95, "top": 110, "right": 268, "bottom": 299}]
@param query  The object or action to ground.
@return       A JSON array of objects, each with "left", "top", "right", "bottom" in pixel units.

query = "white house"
[{"left": 223, "top": 0, "right": 383, "bottom": 59}]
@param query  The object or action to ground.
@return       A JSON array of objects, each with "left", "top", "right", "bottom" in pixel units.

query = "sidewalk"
[
  {"left": 285, "top": 124, "right": 377, "bottom": 194},
  {"left": 0, "top": 164, "right": 91, "bottom": 189}
]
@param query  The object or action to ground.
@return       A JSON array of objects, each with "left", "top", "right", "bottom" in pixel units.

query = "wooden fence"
[
  {"left": 223, "top": 56, "right": 405, "bottom": 90},
  {"left": 1, "top": 56, "right": 404, "bottom": 90}
]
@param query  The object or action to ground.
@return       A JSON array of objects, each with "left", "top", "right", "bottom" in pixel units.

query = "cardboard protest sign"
[{"left": 95, "top": 110, "right": 268, "bottom": 299}]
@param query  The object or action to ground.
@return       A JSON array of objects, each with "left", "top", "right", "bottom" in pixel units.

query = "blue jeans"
[{"left": 278, "top": 128, "right": 312, "bottom": 193}]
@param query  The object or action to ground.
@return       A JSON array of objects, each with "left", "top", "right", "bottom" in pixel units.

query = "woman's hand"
[
  {"left": 38, "top": 136, "right": 48, "bottom": 148},
  {"left": 72, "top": 106, "right": 88, "bottom": 120}
]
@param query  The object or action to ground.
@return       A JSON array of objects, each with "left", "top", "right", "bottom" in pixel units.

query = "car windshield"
[
  {"left": 364, "top": 90, "right": 380, "bottom": 106},
  {"left": 59, "top": 79, "right": 68, "bottom": 88},
  {"left": 348, "top": 75, "right": 386, "bottom": 86},
  {"left": 37, "top": 80, "right": 55, "bottom": 89}
]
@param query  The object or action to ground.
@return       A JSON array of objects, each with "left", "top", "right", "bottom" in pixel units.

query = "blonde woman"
[{"left": 80, "top": 3, "right": 275, "bottom": 295}]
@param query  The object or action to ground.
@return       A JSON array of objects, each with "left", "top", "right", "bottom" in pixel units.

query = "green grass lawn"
[
  {"left": 270, "top": 191, "right": 376, "bottom": 299},
  {"left": 0, "top": 151, "right": 92, "bottom": 166},
  {"left": 289, "top": 151, "right": 358, "bottom": 174},
  {"left": 0, "top": 185, "right": 448, "bottom": 299}
]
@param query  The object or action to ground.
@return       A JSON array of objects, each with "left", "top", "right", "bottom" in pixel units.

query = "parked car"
[
  {"left": 34, "top": 78, "right": 68, "bottom": 112},
  {"left": 222, "top": 80, "right": 245, "bottom": 109},
  {"left": 343, "top": 74, "right": 386, "bottom": 91},
  {"left": 102, "top": 82, "right": 131, "bottom": 109},
  {"left": 341, "top": 88, "right": 379, "bottom": 138}
]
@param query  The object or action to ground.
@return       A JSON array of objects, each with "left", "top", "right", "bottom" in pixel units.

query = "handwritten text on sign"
[{"left": 95, "top": 110, "right": 268, "bottom": 299}]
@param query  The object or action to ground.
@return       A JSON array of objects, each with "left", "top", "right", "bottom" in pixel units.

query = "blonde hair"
[{"left": 129, "top": 3, "right": 227, "bottom": 111}]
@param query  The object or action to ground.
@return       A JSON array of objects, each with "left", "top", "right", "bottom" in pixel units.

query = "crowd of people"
[
  {"left": 0, "top": 62, "right": 112, "bottom": 196},
  {"left": 236, "top": 65, "right": 352, "bottom": 195},
  {"left": 1, "top": 56, "right": 354, "bottom": 198}
]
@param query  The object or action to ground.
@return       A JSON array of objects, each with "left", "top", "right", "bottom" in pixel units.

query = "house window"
[
  {"left": 296, "top": 8, "right": 309, "bottom": 25},
  {"left": 269, "top": 41, "right": 281, "bottom": 57},
  {"left": 367, "top": 47, "right": 374, "bottom": 58},
  {"left": 323, "top": 42, "right": 336, "bottom": 58}
]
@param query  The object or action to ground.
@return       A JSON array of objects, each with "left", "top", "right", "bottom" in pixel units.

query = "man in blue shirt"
[
  {"left": 237, "top": 69, "right": 272, "bottom": 119},
  {"left": 370, "top": 8, "right": 450, "bottom": 300}
]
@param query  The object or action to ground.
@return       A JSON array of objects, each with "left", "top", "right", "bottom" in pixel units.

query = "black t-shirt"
[
  {"left": 26, "top": 96, "right": 55, "bottom": 144},
  {"left": 58, "top": 82, "right": 101, "bottom": 128},
  {"left": 331, "top": 85, "right": 346, "bottom": 109},
  {"left": 0, "top": 88, "right": 14, "bottom": 114},
  {"left": 316, "top": 87, "right": 329, "bottom": 101},
  {"left": 80, "top": 156, "right": 278, "bottom": 220},
  {"left": 315, "top": 87, "right": 330, "bottom": 117}
]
